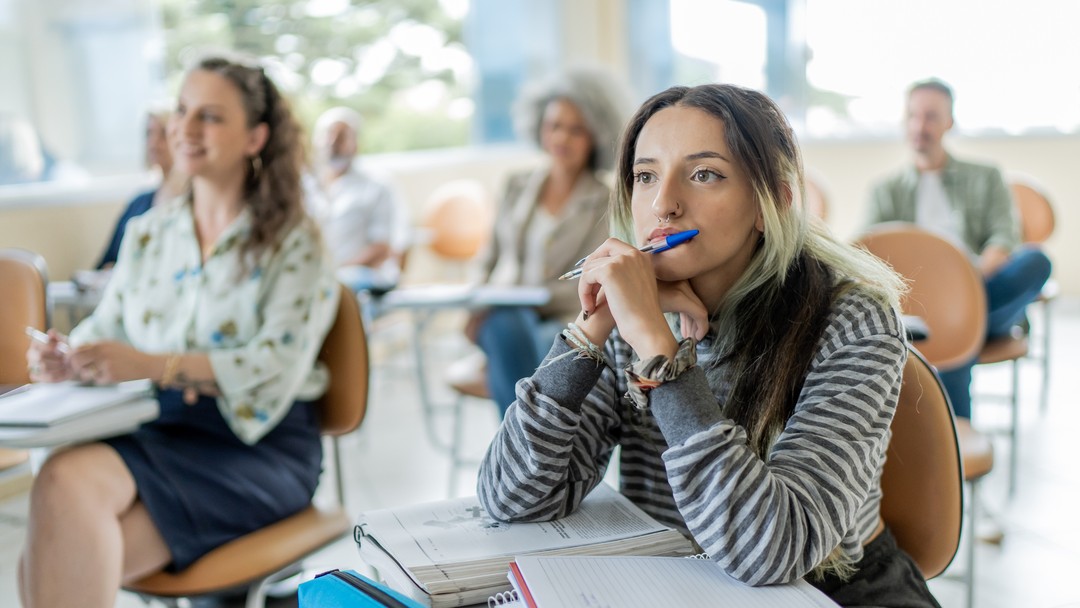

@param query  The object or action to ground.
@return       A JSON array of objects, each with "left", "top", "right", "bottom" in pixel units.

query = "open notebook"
[
  {"left": 490, "top": 555, "right": 840, "bottom": 608},
  {"left": 355, "top": 484, "right": 694, "bottom": 608}
]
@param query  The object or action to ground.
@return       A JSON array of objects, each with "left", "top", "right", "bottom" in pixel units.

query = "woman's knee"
[{"left": 32, "top": 445, "right": 134, "bottom": 514}]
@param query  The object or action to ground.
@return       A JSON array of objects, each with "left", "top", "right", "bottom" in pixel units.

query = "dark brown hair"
[
  {"left": 194, "top": 55, "right": 307, "bottom": 260},
  {"left": 612, "top": 84, "right": 843, "bottom": 459}
]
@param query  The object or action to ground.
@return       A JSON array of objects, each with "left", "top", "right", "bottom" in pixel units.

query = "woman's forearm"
[{"left": 154, "top": 352, "right": 220, "bottom": 396}]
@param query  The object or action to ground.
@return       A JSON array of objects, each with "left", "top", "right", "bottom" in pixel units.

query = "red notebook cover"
[{"left": 508, "top": 561, "right": 539, "bottom": 608}]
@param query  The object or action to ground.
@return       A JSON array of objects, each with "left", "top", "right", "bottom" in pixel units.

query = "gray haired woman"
[{"left": 468, "top": 66, "right": 631, "bottom": 416}]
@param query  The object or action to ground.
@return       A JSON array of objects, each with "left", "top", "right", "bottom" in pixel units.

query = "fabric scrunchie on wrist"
[{"left": 624, "top": 337, "right": 698, "bottom": 410}]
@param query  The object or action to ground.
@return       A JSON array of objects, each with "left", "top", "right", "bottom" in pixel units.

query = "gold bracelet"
[{"left": 160, "top": 354, "right": 182, "bottom": 387}]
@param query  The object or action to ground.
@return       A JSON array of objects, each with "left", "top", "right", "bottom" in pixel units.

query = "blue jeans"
[
  {"left": 476, "top": 307, "right": 564, "bottom": 418},
  {"left": 938, "top": 248, "right": 1052, "bottom": 418}
]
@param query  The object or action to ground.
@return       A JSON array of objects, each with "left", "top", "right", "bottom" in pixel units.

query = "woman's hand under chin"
[
  {"left": 576, "top": 238, "right": 707, "bottom": 359},
  {"left": 656, "top": 279, "right": 709, "bottom": 342}
]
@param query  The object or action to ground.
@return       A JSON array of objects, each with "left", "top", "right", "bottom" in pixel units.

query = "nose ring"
[{"left": 655, "top": 202, "right": 680, "bottom": 225}]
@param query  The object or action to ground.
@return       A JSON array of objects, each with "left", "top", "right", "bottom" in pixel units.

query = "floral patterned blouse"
[{"left": 70, "top": 197, "right": 340, "bottom": 445}]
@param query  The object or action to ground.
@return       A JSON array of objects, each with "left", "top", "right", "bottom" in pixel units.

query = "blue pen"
[{"left": 558, "top": 229, "right": 699, "bottom": 280}]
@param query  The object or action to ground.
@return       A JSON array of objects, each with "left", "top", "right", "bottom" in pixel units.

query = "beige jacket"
[{"left": 474, "top": 166, "right": 611, "bottom": 321}]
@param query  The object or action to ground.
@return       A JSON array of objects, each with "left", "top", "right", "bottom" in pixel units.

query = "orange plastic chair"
[
  {"left": 126, "top": 284, "right": 369, "bottom": 607},
  {"left": 855, "top": 224, "right": 1023, "bottom": 496},
  {"left": 880, "top": 347, "right": 963, "bottom": 580},
  {"left": 0, "top": 249, "right": 50, "bottom": 474},
  {"left": 1008, "top": 174, "right": 1056, "bottom": 413},
  {"left": 881, "top": 346, "right": 991, "bottom": 608},
  {"left": 0, "top": 248, "right": 49, "bottom": 385},
  {"left": 855, "top": 223, "right": 986, "bottom": 370},
  {"left": 421, "top": 179, "right": 493, "bottom": 262}
]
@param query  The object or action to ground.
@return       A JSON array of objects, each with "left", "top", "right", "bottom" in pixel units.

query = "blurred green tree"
[{"left": 160, "top": 0, "right": 472, "bottom": 153}]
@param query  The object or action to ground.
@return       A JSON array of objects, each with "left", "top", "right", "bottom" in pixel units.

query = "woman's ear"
[
  {"left": 781, "top": 182, "right": 795, "bottom": 208},
  {"left": 245, "top": 122, "right": 270, "bottom": 157}
]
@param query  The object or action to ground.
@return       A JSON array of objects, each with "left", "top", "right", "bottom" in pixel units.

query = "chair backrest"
[
  {"left": 421, "top": 179, "right": 493, "bottom": 261},
  {"left": 854, "top": 223, "right": 986, "bottom": 370},
  {"left": 316, "top": 284, "right": 369, "bottom": 436},
  {"left": 0, "top": 248, "right": 49, "bottom": 385},
  {"left": 122, "top": 284, "right": 366, "bottom": 601},
  {"left": 1008, "top": 178, "right": 1055, "bottom": 244},
  {"left": 880, "top": 347, "right": 963, "bottom": 579}
]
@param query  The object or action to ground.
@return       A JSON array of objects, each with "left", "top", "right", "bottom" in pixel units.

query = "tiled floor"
[{"left": 1, "top": 299, "right": 1078, "bottom": 607}]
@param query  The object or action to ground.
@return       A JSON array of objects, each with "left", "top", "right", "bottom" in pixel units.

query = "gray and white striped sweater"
[{"left": 476, "top": 288, "right": 907, "bottom": 586}]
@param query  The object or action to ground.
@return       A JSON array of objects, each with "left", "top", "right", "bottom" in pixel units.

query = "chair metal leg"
[
  {"left": 410, "top": 310, "right": 453, "bottom": 453},
  {"left": 134, "top": 595, "right": 186, "bottom": 607},
  {"left": 1008, "top": 359, "right": 1020, "bottom": 499},
  {"left": 1039, "top": 298, "right": 1052, "bottom": 414},
  {"left": 965, "top": 480, "right": 979, "bottom": 608},
  {"left": 448, "top": 393, "right": 467, "bottom": 497},
  {"left": 245, "top": 577, "right": 272, "bottom": 608}
]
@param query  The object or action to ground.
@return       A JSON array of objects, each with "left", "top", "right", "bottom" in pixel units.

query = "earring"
[{"left": 249, "top": 156, "right": 263, "bottom": 181}]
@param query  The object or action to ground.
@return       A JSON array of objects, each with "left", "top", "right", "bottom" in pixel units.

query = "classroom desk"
[
  {"left": 372, "top": 284, "right": 549, "bottom": 466},
  {"left": 48, "top": 279, "right": 104, "bottom": 328}
]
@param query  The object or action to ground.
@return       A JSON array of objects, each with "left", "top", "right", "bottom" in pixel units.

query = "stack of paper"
[
  {"left": 0, "top": 380, "right": 153, "bottom": 427},
  {"left": 355, "top": 484, "right": 695, "bottom": 608},
  {"left": 0, "top": 380, "right": 157, "bottom": 447}
]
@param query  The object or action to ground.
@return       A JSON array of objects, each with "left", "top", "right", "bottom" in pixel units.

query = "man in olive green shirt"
[{"left": 866, "top": 79, "right": 1051, "bottom": 418}]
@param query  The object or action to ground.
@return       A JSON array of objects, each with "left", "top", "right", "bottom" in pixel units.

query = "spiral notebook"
[{"left": 489, "top": 555, "right": 840, "bottom": 608}]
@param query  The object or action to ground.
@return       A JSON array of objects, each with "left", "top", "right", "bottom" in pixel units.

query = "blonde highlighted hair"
[{"left": 611, "top": 83, "right": 905, "bottom": 581}]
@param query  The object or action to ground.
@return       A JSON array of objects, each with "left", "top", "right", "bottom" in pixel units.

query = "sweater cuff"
[
  {"left": 526, "top": 338, "right": 607, "bottom": 414},
  {"left": 649, "top": 366, "right": 725, "bottom": 446}
]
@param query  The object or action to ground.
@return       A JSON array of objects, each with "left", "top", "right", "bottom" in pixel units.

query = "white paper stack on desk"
[
  {"left": 0, "top": 380, "right": 157, "bottom": 447},
  {"left": 354, "top": 484, "right": 695, "bottom": 608}
]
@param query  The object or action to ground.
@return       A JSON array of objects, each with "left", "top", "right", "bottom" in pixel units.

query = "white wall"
[{"left": 1, "top": 135, "right": 1075, "bottom": 294}]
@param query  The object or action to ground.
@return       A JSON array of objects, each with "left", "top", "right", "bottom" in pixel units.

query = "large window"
[
  {"left": 802, "top": 0, "right": 1080, "bottom": 137},
  {"left": 160, "top": 0, "right": 473, "bottom": 154},
  {"left": 6, "top": 0, "right": 1079, "bottom": 192},
  {"left": 0, "top": 0, "right": 473, "bottom": 190},
  {"left": 668, "top": 0, "right": 1080, "bottom": 138},
  {"left": 1, "top": 0, "right": 161, "bottom": 185}
]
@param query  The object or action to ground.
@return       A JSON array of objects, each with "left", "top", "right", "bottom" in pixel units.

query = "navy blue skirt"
[{"left": 106, "top": 389, "right": 323, "bottom": 570}]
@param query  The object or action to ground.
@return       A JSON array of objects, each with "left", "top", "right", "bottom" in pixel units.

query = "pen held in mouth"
[{"left": 558, "top": 229, "right": 699, "bottom": 280}]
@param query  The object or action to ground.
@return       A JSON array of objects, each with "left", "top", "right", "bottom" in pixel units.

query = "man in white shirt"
[
  {"left": 309, "top": 107, "right": 409, "bottom": 294},
  {"left": 866, "top": 79, "right": 1051, "bottom": 418}
]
